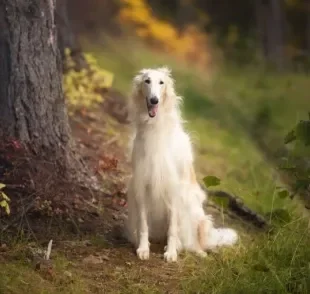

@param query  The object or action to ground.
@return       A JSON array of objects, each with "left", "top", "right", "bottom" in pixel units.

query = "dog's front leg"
[
  {"left": 164, "top": 204, "right": 178, "bottom": 262},
  {"left": 136, "top": 201, "right": 150, "bottom": 260}
]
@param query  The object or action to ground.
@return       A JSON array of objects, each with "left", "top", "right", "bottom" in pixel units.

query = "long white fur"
[{"left": 125, "top": 67, "right": 238, "bottom": 262}]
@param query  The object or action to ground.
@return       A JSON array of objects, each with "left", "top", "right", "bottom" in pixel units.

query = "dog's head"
[{"left": 131, "top": 67, "right": 176, "bottom": 119}]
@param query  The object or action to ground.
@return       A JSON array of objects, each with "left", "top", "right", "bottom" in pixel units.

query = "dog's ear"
[
  {"left": 158, "top": 67, "right": 171, "bottom": 76},
  {"left": 133, "top": 69, "right": 148, "bottom": 84}
]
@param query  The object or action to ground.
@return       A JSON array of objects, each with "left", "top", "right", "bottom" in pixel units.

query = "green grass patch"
[
  {"left": 181, "top": 219, "right": 310, "bottom": 294},
  {"left": 0, "top": 255, "right": 88, "bottom": 294}
]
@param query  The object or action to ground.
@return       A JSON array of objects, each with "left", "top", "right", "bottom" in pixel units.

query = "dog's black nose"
[{"left": 150, "top": 97, "right": 159, "bottom": 105}]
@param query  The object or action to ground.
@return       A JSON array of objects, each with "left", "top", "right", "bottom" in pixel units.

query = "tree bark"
[
  {"left": 0, "top": 0, "right": 76, "bottom": 176},
  {"left": 56, "top": 0, "right": 87, "bottom": 71}
]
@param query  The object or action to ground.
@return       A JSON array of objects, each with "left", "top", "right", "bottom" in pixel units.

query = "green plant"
[
  {"left": 203, "top": 175, "right": 221, "bottom": 188},
  {"left": 284, "top": 114, "right": 310, "bottom": 146},
  {"left": 203, "top": 175, "right": 229, "bottom": 207},
  {"left": 280, "top": 115, "right": 310, "bottom": 201},
  {"left": 63, "top": 49, "right": 114, "bottom": 112},
  {"left": 0, "top": 183, "right": 10, "bottom": 215}
]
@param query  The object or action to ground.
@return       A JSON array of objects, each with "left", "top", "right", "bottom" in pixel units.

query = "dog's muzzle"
[{"left": 146, "top": 97, "right": 159, "bottom": 118}]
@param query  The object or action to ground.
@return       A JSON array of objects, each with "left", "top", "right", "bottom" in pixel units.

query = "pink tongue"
[{"left": 149, "top": 105, "right": 158, "bottom": 117}]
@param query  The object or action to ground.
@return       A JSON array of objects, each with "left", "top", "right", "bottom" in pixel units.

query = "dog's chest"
[
  {"left": 135, "top": 128, "right": 178, "bottom": 164},
  {"left": 132, "top": 126, "right": 190, "bottom": 192}
]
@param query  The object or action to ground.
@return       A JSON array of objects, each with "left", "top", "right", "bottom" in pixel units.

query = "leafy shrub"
[
  {"left": 63, "top": 49, "right": 114, "bottom": 112},
  {"left": 279, "top": 114, "right": 310, "bottom": 206}
]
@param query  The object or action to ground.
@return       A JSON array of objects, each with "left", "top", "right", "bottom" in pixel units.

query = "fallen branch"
[{"left": 202, "top": 187, "right": 268, "bottom": 229}]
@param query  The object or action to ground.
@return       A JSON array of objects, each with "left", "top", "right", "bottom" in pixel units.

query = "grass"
[
  {"left": 0, "top": 253, "right": 89, "bottom": 294},
  {"left": 181, "top": 220, "right": 310, "bottom": 294},
  {"left": 1, "top": 36, "right": 310, "bottom": 293}
]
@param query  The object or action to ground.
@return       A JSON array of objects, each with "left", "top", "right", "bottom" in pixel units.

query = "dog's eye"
[
  {"left": 159, "top": 81, "right": 164, "bottom": 85},
  {"left": 145, "top": 79, "right": 151, "bottom": 84}
]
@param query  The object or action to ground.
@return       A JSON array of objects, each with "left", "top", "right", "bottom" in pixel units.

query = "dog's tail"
[{"left": 199, "top": 216, "right": 238, "bottom": 250}]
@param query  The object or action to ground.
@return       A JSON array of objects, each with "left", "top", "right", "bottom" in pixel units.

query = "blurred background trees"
[{"left": 65, "top": 0, "right": 310, "bottom": 71}]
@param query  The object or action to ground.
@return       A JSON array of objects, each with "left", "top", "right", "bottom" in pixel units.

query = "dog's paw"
[
  {"left": 136, "top": 247, "right": 150, "bottom": 260},
  {"left": 196, "top": 250, "right": 207, "bottom": 258},
  {"left": 164, "top": 249, "right": 178, "bottom": 262}
]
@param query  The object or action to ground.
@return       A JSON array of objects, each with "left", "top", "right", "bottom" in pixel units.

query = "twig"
[
  {"left": 45, "top": 240, "right": 53, "bottom": 260},
  {"left": 3, "top": 184, "right": 26, "bottom": 190},
  {"left": 102, "top": 135, "right": 120, "bottom": 147}
]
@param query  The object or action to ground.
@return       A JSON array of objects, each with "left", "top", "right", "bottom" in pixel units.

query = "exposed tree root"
[{"left": 205, "top": 188, "right": 268, "bottom": 229}]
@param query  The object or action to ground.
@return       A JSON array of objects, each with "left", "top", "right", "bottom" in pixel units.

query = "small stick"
[{"left": 45, "top": 240, "right": 53, "bottom": 260}]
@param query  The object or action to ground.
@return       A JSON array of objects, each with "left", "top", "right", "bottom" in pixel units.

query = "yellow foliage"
[
  {"left": 63, "top": 49, "right": 114, "bottom": 112},
  {"left": 0, "top": 183, "right": 10, "bottom": 215},
  {"left": 119, "top": 0, "right": 212, "bottom": 67}
]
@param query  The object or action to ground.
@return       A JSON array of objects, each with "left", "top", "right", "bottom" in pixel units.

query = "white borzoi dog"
[{"left": 125, "top": 67, "right": 238, "bottom": 262}]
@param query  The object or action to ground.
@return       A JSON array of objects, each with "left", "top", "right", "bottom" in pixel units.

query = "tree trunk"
[
  {"left": 267, "top": 0, "right": 286, "bottom": 70},
  {"left": 255, "top": 0, "right": 269, "bottom": 59},
  {"left": 306, "top": 0, "right": 310, "bottom": 57},
  {"left": 56, "top": 0, "right": 87, "bottom": 71},
  {"left": 176, "top": 0, "right": 196, "bottom": 30},
  {"left": 255, "top": 0, "right": 286, "bottom": 70},
  {"left": 0, "top": 0, "right": 77, "bottom": 176}
]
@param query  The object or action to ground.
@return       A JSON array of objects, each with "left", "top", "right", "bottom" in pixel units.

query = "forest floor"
[{"left": 0, "top": 91, "right": 254, "bottom": 294}]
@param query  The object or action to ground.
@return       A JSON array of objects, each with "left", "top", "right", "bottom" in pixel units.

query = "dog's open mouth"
[{"left": 147, "top": 104, "right": 158, "bottom": 118}]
